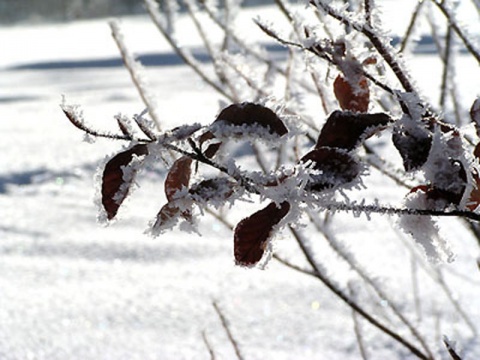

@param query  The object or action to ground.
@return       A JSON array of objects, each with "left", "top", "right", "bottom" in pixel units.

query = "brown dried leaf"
[
  {"left": 471, "top": 98, "right": 480, "bottom": 137},
  {"left": 165, "top": 156, "right": 193, "bottom": 202},
  {"left": 151, "top": 201, "right": 192, "bottom": 235},
  {"left": 214, "top": 103, "right": 288, "bottom": 136},
  {"left": 115, "top": 116, "right": 131, "bottom": 138},
  {"left": 392, "top": 121, "right": 432, "bottom": 172},
  {"left": 189, "top": 178, "right": 235, "bottom": 202},
  {"left": 134, "top": 116, "right": 157, "bottom": 141},
  {"left": 234, "top": 201, "right": 290, "bottom": 266},
  {"left": 199, "top": 131, "right": 222, "bottom": 158},
  {"left": 62, "top": 107, "right": 90, "bottom": 133},
  {"left": 154, "top": 202, "right": 181, "bottom": 231},
  {"left": 410, "top": 183, "right": 465, "bottom": 207},
  {"left": 316, "top": 110, "right": 392, "bottom": 151},
  {"left": 301, "top": 147, "right": 360, "bottom": 191},
  {"left": 475, "top": 143, "right": 480, "bottom": 160},
  {"left": 467, "top": 169, "right": 480, "bottom": 211},
  {"left": 333, "top": 74, "right": 369, "bottom": 113},
  {"left": 102, "top": 144, "right": 148, "bottom": 220},
  {"left": 362, "top": 56, "right": 377, "bottom": 66}
]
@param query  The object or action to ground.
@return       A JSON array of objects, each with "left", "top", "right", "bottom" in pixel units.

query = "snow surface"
[{"left": 1, "top": 2, "right": 480, "bottom": 359}]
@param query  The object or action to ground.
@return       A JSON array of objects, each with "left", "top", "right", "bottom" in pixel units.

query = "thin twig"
[
  {"left": 200, "top": 0, "right": 317, "bottom": 95},
  {"left": 144, "top": 0, "right": 233, "bottom": 102},
  {"left": 308, "top": 63, "right": 332, "bottom": 116},
  {"left": 362, "top": 144, "right": 415, "bottom": 189},
  {"left": 183, "top": 0, "right": 240, "bottom": 100},
  {"left": 349, "top": 283, "right": 369, "bottom": 360},
  {"left": 273, "top": 254, "right": 317, "bottom": 277},
  {"left": 443, "top": 337, "right": 463, "bottom": 360},
  {"left": 61, "top": 103, "right": 142, "bottom": 142},
  {"left": 400, "top": 0, "right": 425, "bottom": 53},
  {"left": 394, "top": 225, "right": 480, "bottom": 335},
  {"left": 322, "top": 201, "right": 480, "bottom": 222},
  {"left": 440, "top": 23, "right": 453, "bottom": 108},
  {"left": 307, "top": 210, "right": 435, "bottom": 358},
  {"left": 256, "top": 21, "right": 397, "bottom": 96},
  {"left": 435, "top": 269, "right": 478, "bottom": 336},
  {"left": 364, "top": 0, "right": 373, "bottom": 26},
  {"left": 201, "top": 331, "right": 217, "bottom": 360},
  {"left": 110, "top": 20, "right": 162, "bottom": 131},
  {"left": 206, "top": 208, "right": 234, "bottom": 230},
  {"left": 431, "top": 0, "right": 480, "bottom": 64},
  {"left": 411, "top": 255, "right": 422, "bottom": 322},
  {"left": 212, "top": 301, "right": 245, "bottom": 360},
  {"left": 310, "top": 0, "right": 418, "bottom": 94},
  {"left": 289, "top": 226, "right": 430, "bottom": 360}
]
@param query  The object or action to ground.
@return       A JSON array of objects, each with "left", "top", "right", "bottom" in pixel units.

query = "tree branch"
[
  {"left": 322, "top": 201, "right": 480, "bottom": 222},
  {"left": 289, "top": 226, "right": 430, "bottom": 360},
  {"left": 310, "top": 0, "right": 417, "bottom": 94},
  {"left": 431, "top": 0, "right": 480, "bottom": 64}
]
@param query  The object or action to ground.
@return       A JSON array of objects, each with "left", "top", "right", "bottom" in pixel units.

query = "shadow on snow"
[
  {"left": 7, "top": 36, "right": 460, "bottom": 71},
  {"left": 7, "top": 44, "right": 286, "bottom": 70}
]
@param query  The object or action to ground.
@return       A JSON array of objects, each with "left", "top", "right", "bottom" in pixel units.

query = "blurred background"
[{"left": 0, "top": 0, "right": 273, "bottom": 24}]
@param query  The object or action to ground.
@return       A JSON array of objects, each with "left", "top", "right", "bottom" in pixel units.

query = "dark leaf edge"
[
  {"left": 101, "top": 144, "right": 149, "bottom": 220},
  {"left": 234, "top": 201, "right": 291, "bottom": 267}
]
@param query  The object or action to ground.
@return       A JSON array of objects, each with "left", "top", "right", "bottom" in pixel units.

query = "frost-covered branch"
[
  {"left": 289, "top": 225, "right": 431, "bottom": 360},
  {"left": 399, "top": 0, "right": 426, "bottom": 53},
  {"left": 310, "top": 0, "right": 418, "bottom": 94},
  {"left": 212, "top": 301, "right": 245, "bottom": 360},
  {"left": 144, "top": 0, "right": 233, "bottom": 101},
  {"left": 110, "top": 21, "right": 163, "bottom": 130},
  {"left": 322, "top": 201, "right": 480, "bottom": 222},
  {"left": 61, "top": 1, "right": 480, "bottom": 357},
  {"left": 307, "top": 210, "right": 435, "bottom": 358}
]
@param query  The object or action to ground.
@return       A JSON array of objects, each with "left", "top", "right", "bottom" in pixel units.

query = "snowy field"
[{"left": 1, "top": 2, "right": 480, "bottom": 359}]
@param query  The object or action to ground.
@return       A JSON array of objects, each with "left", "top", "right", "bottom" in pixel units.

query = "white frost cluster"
[
  {"left": 423, "top": 128, "right": 470, "bottom": 206},
  {"left": 208, "top": 121, "right": 288, "bottom": 145},
  {"left": 400, "top": 191, "right": 455, "bottom": 263}
]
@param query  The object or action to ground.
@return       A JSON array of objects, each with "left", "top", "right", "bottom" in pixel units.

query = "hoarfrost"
[
  {"left": 109, "top": 20, "right": 162, "bottom": 130},
  {"left": 399, "top": 191, "right": 455, "bottom": 263},
  {"left": 471, "top": 98, "right": 480, "bottom": 136},
  {"left": 423, "top": 128, "right": 468, "bottom": 199}
]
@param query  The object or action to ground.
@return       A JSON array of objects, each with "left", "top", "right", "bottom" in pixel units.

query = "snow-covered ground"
[{"left": 1, "top": 2, "right": 480, "bottom": 359}]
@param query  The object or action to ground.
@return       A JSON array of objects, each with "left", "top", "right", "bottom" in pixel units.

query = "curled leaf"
[
  {"left": 410, "top": 184, "right": 464, "bottom": 207},
  {"left": 301, "top": 147, "right": 360, "bottom": 191},
  {"left": 169, "top": 123, "right": 202, "bottom": 141},
  {"left": 150, "top": 201, "right": 192, "bottom": 236},
  {"left": 470, "top": 98, "right": 480, "bottom": 137},
  {"left": 165, "top": 156, "right": 192, "bottom": 202},
  {"left": 114, "top": 114, "right": 133, "bottom": 139},
  {"left": 316, "top": 111, "right": 392, "bottom": 151},
  {"left": 199, "top": 131, "right": 222, "bottom": 158},
  {"left": 102, "top": 144, "right": 148, "bottom": 220},
  {"left": 152, "top": 202, "right": 181, "bottom": 234},
  {"left": 467, "top": 170, "right": 480, "bottom": 211},
  {"left": 189, "top": 178, "right": 235, "bottom": 203},
  {"left": 474, "top": 142, "right": 480, "bottom": 159},
  {"left": 214, "top": 102, "right": 288, "bottom": 136},
  {"left": 334, "top": 74, "right": 369, "bottom": 113},
  {"left": 234, "top": 201, "right": 290, "bottom": 266},
  {"left": 61, "top": 103, "right": 91, "bottom": 134},
  {"left": 392, "top": 120, "right": 432, "bottom": 171}
]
